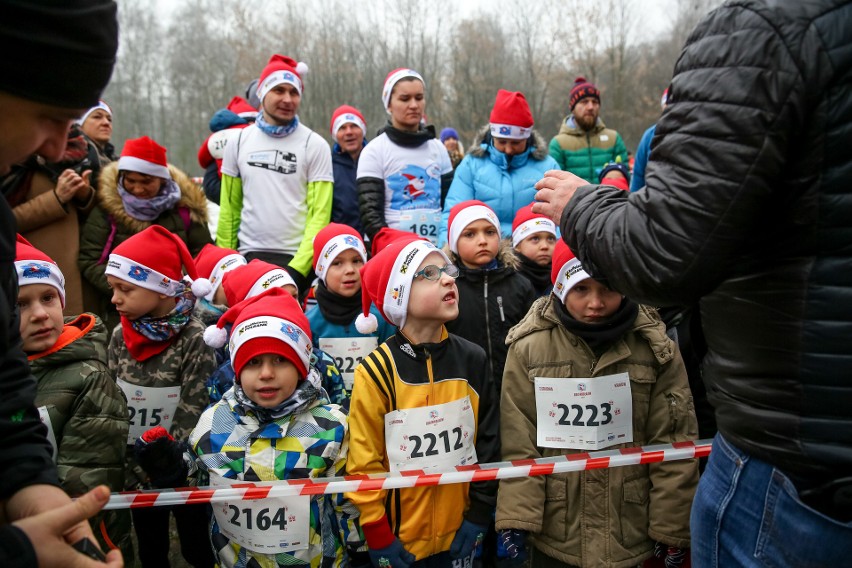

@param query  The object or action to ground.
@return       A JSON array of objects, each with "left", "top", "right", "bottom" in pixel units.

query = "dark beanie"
[
  {"left": 569, "top": 76, "right": 601, "bottom": 110},
  {"left": 0, "top": 0, "right": 119, "bottom": 109}
]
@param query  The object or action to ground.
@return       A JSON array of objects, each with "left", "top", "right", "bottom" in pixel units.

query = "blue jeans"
[{"left": 691, "top": 433, "right": 852, "bottom": 567}]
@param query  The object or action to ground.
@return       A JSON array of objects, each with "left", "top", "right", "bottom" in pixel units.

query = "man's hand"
[
  {"left": 532, "top": 169, "right": 590, "bottom": 225},
  {"left": 54, "top": 168, "right": 92, "bottom": 204},
  {"left": 12, "top": 485, "right": 123, "bottom": 567},
  {"left": 6, "top": 484, "right": 96, "bottom": 545}
]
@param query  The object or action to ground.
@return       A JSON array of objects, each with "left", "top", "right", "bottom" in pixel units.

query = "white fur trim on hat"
[
  {"left": 382, "top": 69, "right": 425, "bottom": 111},
  {"left": 512, "top": 218, "right": 557, "bottom": 248},
  {"left": 384, "top": 240, "right": 449, "bottom": 329},
  {"left": 15, "top": 260, "right": 66, "bottom": 308},
  {"left": 552, "top": 257, "right": 591, "bottom": 302},
  {"left": 76, "top": 100, "right": 112, "bottom": 126},
  {"left": 203, "top": 324, "right": 228, "bottom": 349},
  {"left": 190, "top": 277, "right": 213, "bottom": 299},
  {"left": 490, "top": 123, "right": 533, "bottom": 140},
  {"left": 355, "top": 312, "right": 378, "bottom": 334},
  {"left": 315, "top": 234, "right": 367, "bottom": 284},
  {"left": 116, "top": 155, "right": 170, "bottom": 180},
  {"left": 246, "top": 268, "right": 297, "bottom": 299},
  {"left": 332, "top": 113, "right": 367, "bottom": 140},
  {"left": 448, "top": 205, "right": 501, "bottom": 254},
  {"left": 228, "top": 316, "right": 312, "bottom": 373},
  {"left": 105, "top": 254, "right": 186, "bottom": 297},
  {"left": 259, "top": 68, "right": 305, "bottom": 101},
  {"left": 205, "top": 253, "right": 247, "bottom": 301}
]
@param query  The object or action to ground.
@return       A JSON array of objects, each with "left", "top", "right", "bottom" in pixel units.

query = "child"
[
  {"left": 187, "top": 287, "right": 365, "bottom": 567},
  {"left": 511, "top": 204, "right": 558, "bottom": 298},
  {"left": 306, "top": 223, "right": 394, "bottom": 391},
  {"left": 495, "top": 241, "right": 698, "bottom": 568},
  {"left": 221, "top": 258, "right": 298, "bottom": 305},
  {"left": 105, "top": 224, "right": 217, "bottom": 568},
  {"left": 598, "top": 161, "right": 630, "bottom": 191},
  {"left": 347, "top": 236, "right": 499, "bottom": 567},
  {"left": 444, "top": 200, "right": 536, "bottom": 393},
  {"left": 15, "top": 235, "right": 133, "bottom": 563}
]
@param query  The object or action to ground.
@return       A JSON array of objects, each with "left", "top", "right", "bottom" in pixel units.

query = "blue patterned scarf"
[
  {"left": 233, "top": 367, "right": 324, "bottom": 423},
  {"left": 118, "top": 175, "right": 181, "bottom": 221},
  {"left": 255, "top": 112, "right": 300, "bottom": 138},
  {"left": 129, "top": 286, "right": 196, "bottom": 342}
]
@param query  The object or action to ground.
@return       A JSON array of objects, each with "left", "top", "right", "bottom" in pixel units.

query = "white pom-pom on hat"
[
  {"left": 296, "top": 61, "right": 309, "bottom": 77},
  {"left": 355, "top": 312, "right": 378, "bottom": 334},
  {"left": 190, "top": 277, "right": 213, "bottom": 299},
  {"left": 203, "top": 324, "right": 228, "bottom": 349}
]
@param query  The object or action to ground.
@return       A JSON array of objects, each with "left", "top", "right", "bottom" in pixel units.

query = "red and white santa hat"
[
  {"left": 551, "top": 240, "right": 591, "bottom": 302},
  {"left": 193, "top": 244, "right": 247, "bottom": 303},
  {"left": 76, "top": 99, "right": 112, "bottom": 126},
  {"left": 106, "top": 225, "right": 212, "bottom": 298},
  {"left": 330, "top": 105, "right": 367, "bottom": 139},
  {"left": 356, "top": 238, "right": 450, "bottom": 333},
  {"left": 489, "top": 89, "right": 534, "bottom": 140},
  {"left": 446, "top": 200, "right": 501, "bottom": 254},
  {"left": 15, "top": 235, "right": 66, "bottom": 308},
  {"left": 117, "top": 136, "right": 170, "bottom": 180},
  {"left": 381, "top": 68, "right": 425, "bottom": 111},
  {"left": 257, "top": 54, "right": 309, "bottom": 102},
  {"left": 226, "top": 96, "right": 258, "bottom": 119},
  {"left": 204, "top": 287, "right": 313, "bottom": 380},
  {"left": 220, "top": 259, "right": 297, "bottom": 307},
  {"left": 511, "top": 203, "right": 557, "bottom": 247},
  {"left": 312, "top": 223, "right": 367, "bottom": 285}
]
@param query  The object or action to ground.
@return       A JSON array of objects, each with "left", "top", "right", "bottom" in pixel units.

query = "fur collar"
[
  {"left": 443, "top": 238, "right": 521, "bottom": 271},
  {"left": 467, "top": 124, "right": 550, "bottom": 161}
]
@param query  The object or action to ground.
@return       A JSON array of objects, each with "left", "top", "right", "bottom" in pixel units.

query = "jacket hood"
[
  {"left": 209, "top": 108, "right": 249, "bottom": 133},
  {"left": 443, "top": 238, "right": 521, "bottom": 272},
  {"left": 29, "top": 313, "right": 108, "bottom": 369},
  {"left": 97, "top": 161, "right": 209, "bottom": 233},
  {"left": 468, "top": 124, "right": 550, "bottom": 162},
  {"left": 557, "top": 115, "right": 607, "bottom": 137}
]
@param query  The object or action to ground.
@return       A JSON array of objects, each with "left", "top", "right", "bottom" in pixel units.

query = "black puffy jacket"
[{"left": 562, "top": 0, "right": 852, "bottom": 483}]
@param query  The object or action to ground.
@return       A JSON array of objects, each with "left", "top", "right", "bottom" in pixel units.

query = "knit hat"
[
  {"left": 370, "top": 227, "right": 426, "bottom": 258},
  {"left": 221, "top": 259, "right": 297, "bottom": 306},
  {"left": 511, "top": 204, "right": 557, "bottom": 248},
  {"left": 0, "top": 0, "right": 118, "bottom": 109},
  {"left": 193, "top": 244, "right": 247, "bottom": 303},
  {"left": 356, "top": 238, "right": 450, "bottom": 333},
  {"left": 76, "top": 100, "right": 112, "bottom": 126},
  {"left": 204, "top": 288, "right": 313, "bottom": 380},
  {"left": 105, "top": 225, "right": 212, "bottom": 298},
  {"left": 227, "top": 96, "right": 258, "bottom": 120},
  {"left": 551, "top": 240, "right": 591, "bottom": 302},
  {"left": 257, "top": 55, "right": 309, "bottom": 102},
  {"left": 440, "top": 127, "right": 459, "bottom": 143},
  {"left": 382, "top": 68, "right": 425, "bottom": 111},
  {"left": 15, "top": 234, "right": 66, "bottom": 308},
  {"left": 312, "top": 223, "right": 368, "bottom": 284},
  {"left": 330, "top": 105, "right": 367, "bottom": 139},
  {"left": 446, "top": 200, "right": 501, "bottom": 254},
  {"left": 598, "top": 162, "right": 630, "bottom": 191},
  {"left": 569, "top": 76, "right": 601, "bottom": 110},
  {"left": 117, "top": 136, "right": 170, "bottom": 179},
  {"left": 489, "top": 90, "right": 534, "bottom": 140}
]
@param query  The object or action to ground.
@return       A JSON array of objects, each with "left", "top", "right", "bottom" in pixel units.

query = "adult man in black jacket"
[{"left": 532, "top": 1, "right": 852, "bottom": 566}]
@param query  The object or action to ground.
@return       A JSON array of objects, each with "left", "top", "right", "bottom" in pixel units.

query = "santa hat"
[
  {"left": 14, "top": 235, "right": 66, "bottom": 308},
  {"left": 489, "top": 89, "right": 534, "bottom": 140},
  {"left": 76, "top": 100, "right": 112, "bottom": 126},
  {"left": 511, "top": 204, "right": 557, "bottom": 248},
  {"left": 257, "top": 54, "right": 309, "bottom": 102},
  {"left": 551, "top": 240, "right": 591, "bottom": 302},
  {"left": 221, "top": 259, "right": 297, "bottom": 307},
  {"left": 381, "top": 68, "right": 425, "bottom": 111},
  {"left": 204, "top": 288, "right": 312, "bottom": 380},
  {"left": 105, "top": 226, "right": 212, "bottom": 299},
  {"left": 369, "top": 227, "right": 425, "bottom": 258},
  {"left": 330, "top": 105, "right": 367, "bottom": 139},
  {"left": 446, "top": 200, "right": 501, "bottom": 254},
  {"left": 193, "top": 244, "right": 247, "bottom": 302},
  {"left": 117, "top": 136, "right": 170, "bottom": 179},
  {"left": 226, "top": 96, "right": 258, "bottom": 120},
  {"left": 356, "top": 239, "right": 450, "bottom": 333},
  {"left": 312, "top": 223, "right": 367, "bottom": 284},
  {"left": 569, "top": 76, "right": 601, "bottom": 110}
]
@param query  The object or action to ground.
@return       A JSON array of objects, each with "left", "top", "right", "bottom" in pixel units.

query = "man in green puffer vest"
[{"left": 549, "top": 76, "right": 628, "bottom": 182}]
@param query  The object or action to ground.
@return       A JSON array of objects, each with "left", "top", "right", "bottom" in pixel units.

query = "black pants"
[{"left": 131, "top": 504, "right": 214, "bottom": 568}]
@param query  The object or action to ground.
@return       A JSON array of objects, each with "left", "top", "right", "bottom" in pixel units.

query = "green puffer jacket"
[
  {"left": 495, "top": 296, "right": 698, "bottom": 568},
  {"left": 548, "top": 116, "right": 628, "bottom": 182},
  {"left": 30, "top": 313, "right": 132, "bottom": 562}
]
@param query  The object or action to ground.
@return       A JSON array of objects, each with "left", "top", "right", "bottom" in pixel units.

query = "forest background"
[{"left": 105, "top": 0, "right": 722, "bottom": 175}]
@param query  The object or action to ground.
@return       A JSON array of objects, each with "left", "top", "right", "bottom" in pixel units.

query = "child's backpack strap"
[{"left": 97, "top": 215, "right": 119, "bottom": 265}]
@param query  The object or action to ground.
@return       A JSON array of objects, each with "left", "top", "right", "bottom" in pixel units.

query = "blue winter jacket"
[
  {"left": 439, "top": 126, "right": 559, "bottom": 244},
  {"left": 630, "top": 124, "right": 656, "bottom": 192},
  {"left": 306, "top": 303, "right": 395, "bottom": 349}
]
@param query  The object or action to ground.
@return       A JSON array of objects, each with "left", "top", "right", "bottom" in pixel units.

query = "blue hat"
[{"left": 440, "top": 127, "right": 459, "bottom": 143}]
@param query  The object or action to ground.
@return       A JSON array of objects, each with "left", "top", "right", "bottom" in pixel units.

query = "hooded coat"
[{"left": 548, "top": 116, "right": 628, "bottom": 182}]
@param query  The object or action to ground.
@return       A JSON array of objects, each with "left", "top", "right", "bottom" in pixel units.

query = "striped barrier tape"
[{"left": 104, "top": 439, "right": 712, "bottom": 510}]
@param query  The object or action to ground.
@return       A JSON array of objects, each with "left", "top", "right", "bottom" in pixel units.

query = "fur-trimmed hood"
[
  {"left": 96, "top": 161, "right": 208, "bottom": 232},
  {"left": 442, "top": 238, "right": 521, "bottom": 271},
  {"left": 467, "top": 124, "right": 550, "bottom": 161}
]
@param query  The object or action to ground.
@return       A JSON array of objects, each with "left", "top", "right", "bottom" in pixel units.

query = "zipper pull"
[{"left": 497, "top": 296, "right": 505, "bottom": 322}]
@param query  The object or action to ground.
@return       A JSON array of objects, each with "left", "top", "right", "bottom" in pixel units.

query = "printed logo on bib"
[
  {"left": 388, "top": 164, "right": 441, "bottom": 210},
  {"left": 319, "top": 336, "right": 377, "bottom": 390},
  {"left": 116, "top": 380, "right": 180, "bottom": 445},
  {"left": 534, "top": 373, "right": 632, "bottom": 450}
]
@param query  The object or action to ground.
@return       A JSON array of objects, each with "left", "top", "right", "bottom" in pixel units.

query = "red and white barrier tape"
[{"left": 104, "top": 439, "right": 712, "bottom": 510}]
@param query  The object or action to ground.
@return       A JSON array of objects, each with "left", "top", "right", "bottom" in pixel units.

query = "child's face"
[
  {"left": 107, "top": 275, "right": 175, "bottom": 321},
  {"left": 564, "top": 278, "right": 623, "bottom": 323},
  {"left": 456, "top": 219, "right": 500, "bottom": 269},
  {"left": 325, "top": 248, "right": 364, "bottom": 298},
  {"left": 406, "top": 252, "right": 459, "bottom": 324},
  {"left": 239, "top": 353, "right": 300, "bottom": 408},
  {"left": 515, "top": 231, "right": 557, "bottom": 266},
  {"left": 17, "top": 283, "right": 63, "bottom": 353}
]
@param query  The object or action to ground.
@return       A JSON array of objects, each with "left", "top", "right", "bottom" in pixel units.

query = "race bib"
[
  {"left": 117, "top": 380, "right": 181, "bottom": 445},
  {"left": 319, "top": 336, "right": 378, "bottom": 390},
  {"left": 385, "top": 396, "right": 477, "bottom": 473},
  {"left": 534, "top": 373, "right": 633, "bottom": 450},
  {"left": 398, "top": 209, "right": 442, "bottom": 243},
  {"left": 210, "top": 474, "right": 310, "bottom": 553},
  {"left": 37, "top": 406, "right": 58, "bottom": 461}
]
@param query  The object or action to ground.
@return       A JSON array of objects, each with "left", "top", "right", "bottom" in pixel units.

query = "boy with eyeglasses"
[{"left": 346, "top": 235, "right": 499, "bottom": 568}]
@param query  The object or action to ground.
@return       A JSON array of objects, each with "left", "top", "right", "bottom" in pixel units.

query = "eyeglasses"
[{"left": 413, "top": 264, "right": 459, "bottom": 281}]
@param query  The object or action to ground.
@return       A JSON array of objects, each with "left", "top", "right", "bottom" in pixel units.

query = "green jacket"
[{"left": 548, "top": 116, "right": 628, "bottom": 182}]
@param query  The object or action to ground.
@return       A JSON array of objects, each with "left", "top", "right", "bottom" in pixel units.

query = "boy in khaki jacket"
[{"left": 496, "top": 241, "right": 698, "bottom": 568}]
